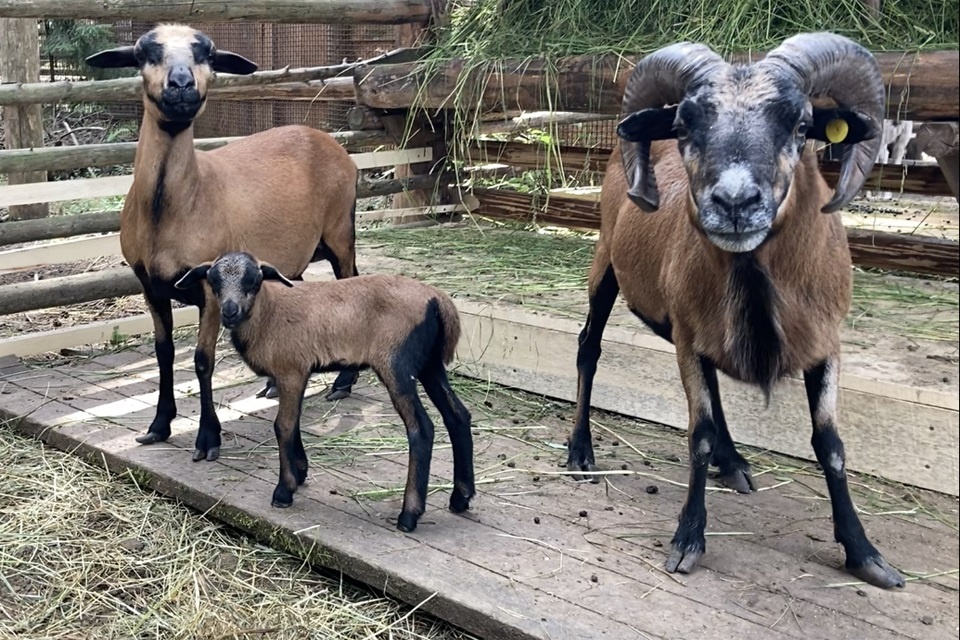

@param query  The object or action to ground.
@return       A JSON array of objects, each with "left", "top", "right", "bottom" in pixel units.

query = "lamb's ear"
[
  {"left": 260, "top": 263, "right": 295, "bottom": 288},
  {"left": 212, "top": 50, "right": 258, "bottom": 75},
  {"left": 86, "top": 46, "right": 139, "bottom": 69},
  {"left": 174, "top": 263, "right": 213, "bottom": 290}
]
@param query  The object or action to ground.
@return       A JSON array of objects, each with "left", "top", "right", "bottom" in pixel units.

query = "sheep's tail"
[{"left": 435, "top": 293, "right": 462, "bottom": 366}]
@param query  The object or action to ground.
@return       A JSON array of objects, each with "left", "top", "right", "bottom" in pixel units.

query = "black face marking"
[
  {"left": 158, "top": 118, "right": 194, "bottom": 136},
  {"left": 135, "top": 32, "right": 163, "bottom": 66},
  {"left": 191, "top": 35, "right": 215, "bottom": 65}
]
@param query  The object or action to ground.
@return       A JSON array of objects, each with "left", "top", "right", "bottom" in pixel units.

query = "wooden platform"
[{"left": 1, "top": 335, "right": 957, "bottom": 639}]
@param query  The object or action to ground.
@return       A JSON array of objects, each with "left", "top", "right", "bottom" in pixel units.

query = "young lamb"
[
  {"left": 86, "top": 25, "right": 362, "bottom": 464},
  {"left": 175, "top": 252, "right": 476, "bottom": 532},
  {"left": 565, "top": 32, "right": 904, "bottom": 589}
]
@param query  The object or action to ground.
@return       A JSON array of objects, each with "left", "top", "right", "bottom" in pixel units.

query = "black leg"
[
  {"left": 666, "top": 346, "right": 718, "bottom": 575},
  {"left": 421, "top": 363, "right": 475, "bottom": 514},
  {"left": 701, "top": 356, "right": 755, "bottom": 494},
  {"left": 384, "top": 373, "right": 436, "bottom": 533},
  {"left": 134, "top": 282, "right": 177, "bottom": 445},
  {"left": 271, "top": 373, "right": 309, "bottom": 508},
  {"left": 191, "top": 294, "right": 222, "bottom": 462},
  {"left": 567, "top": 260, "right": 619, "bottom": 481},
  {"left": 804, "top": 357, "right": 904, "bottom": 589}
]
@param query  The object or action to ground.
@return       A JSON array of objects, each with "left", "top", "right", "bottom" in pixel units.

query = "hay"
[{"left": 0, "top": 423, "right": 474, "bottom": 640}]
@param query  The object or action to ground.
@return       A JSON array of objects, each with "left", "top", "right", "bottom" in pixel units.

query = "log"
[
  {"left": 0, "top": 18, "right": 48, "bottom": 220},
  {"left": 0, "top": 173, "right": 453, "bottom": 247},
  {"left": 0, "top": 130, "right": 393, "bottom": 174},
  {"left": 355, "top": 49, "right": 960, "bottom": 122},
  {"left": 472, "top": 188, "right": 960, "bottom": 277},
  {"left": 346, "top": 106, "right": 385, "bottom": 131},
  {"left": 467, "top": 141, "right": 956, "bottom": 197},
  {"left": 0, "top": 63, "right": 362, "bottom": 106},
  {"left": 0, "top": 268, "right": 142, "bottom": 316},
  {"left": 0, "top": 0, "right": 433, "bottom": 24}
]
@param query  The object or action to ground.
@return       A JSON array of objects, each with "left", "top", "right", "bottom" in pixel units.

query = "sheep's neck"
[{"left": 132, "top": 116, "right": 202, "bottom": 224}]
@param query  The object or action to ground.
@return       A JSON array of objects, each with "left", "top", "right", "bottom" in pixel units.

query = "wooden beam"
[
  {"left": 0, "top": 18, "right": 48, "bottom": 220},
  {"left": 0, "top": 268, "right": 141, "bottom": 316},
  {"left": 0, "top": 63, "right": 364, "bottom": 106},
  {"left": 0, "top": 0, "right": 434, "bottom": 24},
  {"left": 472, "top": 188, "right": 960, "bottom": 277},
  {"left": 0, "top": 148, "right": 433, "bottom": 207},
  {"left": 467, "top": 140, "right": 957, "bottom": 198},
  {"left": 355, "top": 49, "right": 960, "bottom": 122}
]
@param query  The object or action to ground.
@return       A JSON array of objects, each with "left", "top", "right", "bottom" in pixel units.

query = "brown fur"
[{"left": 598, "top": 141, "right": 851, "bottom": 380}]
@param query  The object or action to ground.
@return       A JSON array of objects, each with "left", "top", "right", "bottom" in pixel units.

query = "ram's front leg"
[
  {"left": 666, "top": 344, "right": 720, "bottom": 575},
  {"left": 804, "top": 356, "right": 904, "bottom": 589},
  {"left": 192, "top": 292, "right": 223, "bottom": 462}
]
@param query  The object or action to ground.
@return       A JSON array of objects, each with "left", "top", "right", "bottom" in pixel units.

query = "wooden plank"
[
  {"left": 0, "top": 204, "right": 464, "bottom": 273},
  {"left": 0, "top": 0, "right": 434, "bottom": 24},
  {"left": 468, "top": 140, "right": 956, "bottom": 198},
  {"left": 473, "top": 188, "right": 960, "bottom": 278},
  {"left": 355, "top": 49, "right": 960, "bottom": 122},
  {"left": 0, "top": 307, "right": 198, "bottom": 358},
  {"left": 0, "top": 233, "right": 121, "bottom": 275},
  {"left": 0, "top": 148, "right": 433, "bottom": 207}
]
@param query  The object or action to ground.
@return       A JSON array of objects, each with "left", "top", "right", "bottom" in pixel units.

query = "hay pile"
[
  {"left": 0, "top": 424, "right": 473, "bottom": 640},
  {"left": 434, "top": 0, "right": 958, "bottom": 60}
]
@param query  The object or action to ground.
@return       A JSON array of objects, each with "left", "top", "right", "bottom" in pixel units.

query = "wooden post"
[{"left": 0, "top": 18, "right": 48, "bottom": 220}]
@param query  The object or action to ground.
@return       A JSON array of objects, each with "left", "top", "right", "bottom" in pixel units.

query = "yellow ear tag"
[{"left": 825, "top": 118, "right": 849, "bottom": 144}]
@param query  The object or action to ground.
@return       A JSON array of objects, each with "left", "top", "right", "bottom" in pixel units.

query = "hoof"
[
  {"left": 256, "top": 383, "right": 279, "bottom": 400},
  {"left": 271, "top": 499, "right": 292, "bottom": 509},
  {"left": 449, "top": 488, "right": 473, "bottom": 514},
  {"left": 192, "top": 446, "right": 220, "bottom": 462},
  {"left": 325, "top": 387, "right": 351, "bottom": 402},
  {"left": 565, "top": 458, "right": 601, "bottom": 484},
  {"left": 848, "top": 554, "right": 905, "bottom": 589},
  {"left": 666, "top": 539, "right": 705, "bottom": 574},
  {"left": 272, "top": 485, "right": 294, "bottom": 508},
  {"left": 397, "top": 510, "right": 419, "bottom": 532},
  {"left": 716, "top": 467, "right": 755, "bottom": 494},
  {"left": 135, "top": 431, "right": 168, "bottom": 445}
]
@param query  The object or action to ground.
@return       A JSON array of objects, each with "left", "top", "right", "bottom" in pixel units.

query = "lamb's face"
[
  {"left": 205, "top": 253, "right": 266, "bottom": 329},
  {"left": 672, "top": 68, "right": 811, "bottom": 253},
  {"left": 174, "top": 253, "right": 293, "bottom": 330},
  {"left": 86, "top": 25, "right": 257, "bottom": 129}
]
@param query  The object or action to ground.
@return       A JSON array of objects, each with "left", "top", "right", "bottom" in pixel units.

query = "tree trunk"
[{"left": 0, "top": 18, "right": 48, "bottom": 220}]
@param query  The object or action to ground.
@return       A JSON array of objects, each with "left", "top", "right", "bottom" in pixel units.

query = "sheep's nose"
[
  {"left": 168, "top": 66, "right": 195, "bottom": 89},
  {"left": 221, "top": 301, "right": 240, "bottom": 319},
  {"left": 711, "top": 183, "right": 762, "bottom": 214}
]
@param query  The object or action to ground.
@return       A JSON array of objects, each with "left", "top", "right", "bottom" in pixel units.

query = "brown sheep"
[
  {"left": 175, "top": 252, "right": 476, "bottom": 532},
  {"left": 564, "top": 33, "right": 904, "bottom": 589},
  {"left": 86, "top": 25, "right": 361, "bottom": 463}
]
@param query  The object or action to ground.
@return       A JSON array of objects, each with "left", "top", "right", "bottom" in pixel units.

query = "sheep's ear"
[
  {"left": 260, "top": 264, "right": 295, "bottom": 288},
  {"left": 86, "top": 46, "right": 139, "bottom": 69},
  {"left": 212, "top": 50, "right": 258, "bottom": 75},
  {"left": 617, "top": 106, "right": 679, "bottom": 142},
  {"left": 809, "top": 108, "right": 875, "bottom": 145},
  {"left": 174, "top": 264, "right": 212, "bottom": 290}
]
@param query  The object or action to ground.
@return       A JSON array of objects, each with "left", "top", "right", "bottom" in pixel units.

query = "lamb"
[
  {"left": 564, "top": 32, "right": 904, "bottom": 589},
  {"left": 86, "top": 25, "right": 362, "bottom": 463},
  {"left": 174, "top": 252, "right": 476, "bottom": 532}
]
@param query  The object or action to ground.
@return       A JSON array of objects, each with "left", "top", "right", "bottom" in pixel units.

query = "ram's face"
[{"left": 675, "top": 68, "right": 812, "bottom": 253}]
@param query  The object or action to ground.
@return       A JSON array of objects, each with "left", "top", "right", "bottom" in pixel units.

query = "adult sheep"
[
  {"left": 86, "top": 25, "right": 361, "bottom": 463},
  {"left": 564, "top": 32, "right": 904, "bottom": 589}
]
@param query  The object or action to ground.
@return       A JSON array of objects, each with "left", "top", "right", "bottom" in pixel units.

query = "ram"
[
  {"left": 86, "top": 25, "right": 361, "bottom": 463},
  {"left": 565, "top": 33, "right": 903, "bottom": 589}
]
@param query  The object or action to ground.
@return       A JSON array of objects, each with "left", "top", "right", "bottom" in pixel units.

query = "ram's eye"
[
  {"left": 795, "top": 121, "right": 809, "bottom": 137},
  {"left": 674, "top": 124, "right": 690, "bottom": 140}
]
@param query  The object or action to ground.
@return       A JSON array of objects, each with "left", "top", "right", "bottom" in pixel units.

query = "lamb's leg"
[
  {"left": 384, "top": 373, "right": 436, "bottom": 533},
  {"left": 666, "top": 344, "right": 719, "bottom": 575},
  {"left": 567, "top": 251, "right": 619, "bottom": 481},
  {"left": 191, "top": 292, "right": 223, "bottom": 462},
  {"left": 321, "top": 233, "right": 361, "bottom": 400},
  {"left": 421, "top": 363, "right": 475, "bottom": 514},
  {"left": 804, "top": 357, "right": 904, "bottom": 589},
  {"left": 271, "top": 373, "right": 310, "bottom": 508},
  {"left": 704, "top": 364, "right": 755, "bottom": 494},
  {"left": 134, "top": 280, "right": 178, "bottom": 445}
]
